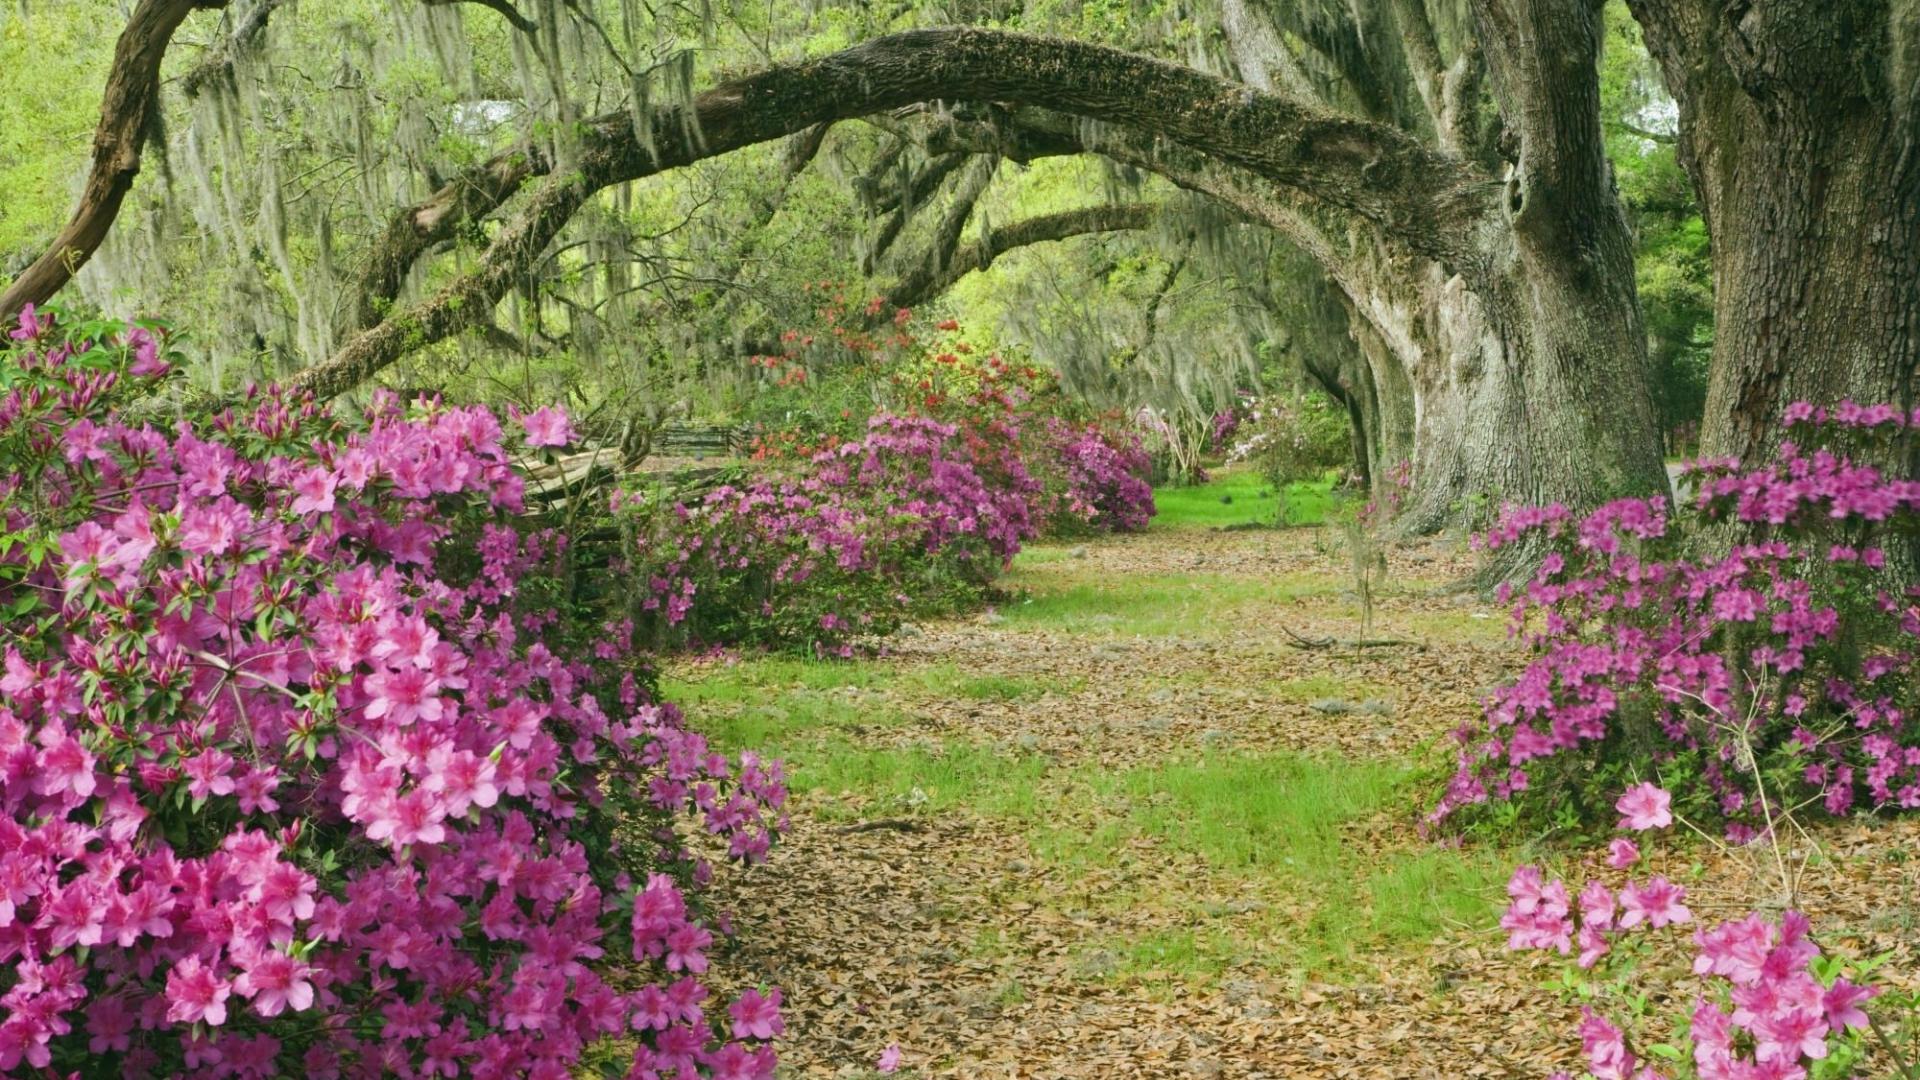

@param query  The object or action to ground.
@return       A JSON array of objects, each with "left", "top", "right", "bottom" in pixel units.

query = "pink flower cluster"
[
  {"left": 1514, "top": 789, "right": 1880, "bottom": 1080},
  {"left": 0, "top": 309, "right": 786, "bottom": 1077},
  {"left": 1040, "top": 418, "right": 1155, "bottom": 535},
  {"left": 618, "top": 411, "right": 1131, "bottom": 654},
  {"left": 1435, "top": 406, "right": 1920, "bottom": 831}
]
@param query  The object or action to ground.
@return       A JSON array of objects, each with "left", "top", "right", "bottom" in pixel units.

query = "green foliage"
[
  {"left": 1600, "top": 0, "right": 1713, "bottom": 451},
  {"left": 1149, "top": 468, "right": 1336, "bottom": 530}
]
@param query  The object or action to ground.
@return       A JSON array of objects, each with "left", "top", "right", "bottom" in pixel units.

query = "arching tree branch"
[
  {"left": 0, "top": 0, "right": 232, "bottom": 323},
  {"left": 882, "top": 202, "right": 1162, "bottom": 311},
  {"left": 422, "top": 0, "right": 537, "bottom": 34},
  {"left": 290, "top": 26, "right": 1496, "bottom": 398}
]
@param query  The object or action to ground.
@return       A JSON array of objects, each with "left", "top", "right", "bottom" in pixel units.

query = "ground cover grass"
[
  {"left": 1150, "top": 468, "right": 1338, "bottom": 530},
  {"left": 668, "top": 470, "right": 1519, "bottom": 1011}
]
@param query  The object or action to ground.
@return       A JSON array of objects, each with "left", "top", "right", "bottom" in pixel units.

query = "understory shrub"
[
  {"left": 1222, "top": 391, "right": 1351, "bottom": 518},
  {"left": 1503, "top": 782, "right": 1913, "bottom": 1080},
  {"left": 0, "top": 307, "right": 787, "bottom": 1078},
  {"left": 616, "top": 413, "right": 1035, "bottom": 654},
  {"left": 1435, "top": 405, "right": 1919, "bottom": 835},
  {"left": 635, "top": 305, "right": 1153, "bottom": 654}
]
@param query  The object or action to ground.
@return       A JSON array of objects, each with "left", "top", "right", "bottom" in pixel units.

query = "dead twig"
[{"left": 834, "top": 818, "right": 926, "bottom": 834}]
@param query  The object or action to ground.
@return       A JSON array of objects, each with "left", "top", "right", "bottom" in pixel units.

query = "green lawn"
[{"left": 1151, "top": 467, "right": 1339, "bottom": 530}]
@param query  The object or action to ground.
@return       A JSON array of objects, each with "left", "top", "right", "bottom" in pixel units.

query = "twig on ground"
[{"left": 834, "top": 818, "right": 926, "bottom": 834}]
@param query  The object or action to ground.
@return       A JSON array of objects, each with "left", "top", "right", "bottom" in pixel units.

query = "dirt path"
[{"left": 677, "top": 525, "right": 1920, "bottom": 1079}]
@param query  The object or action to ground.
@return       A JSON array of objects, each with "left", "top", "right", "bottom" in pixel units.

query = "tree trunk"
[{"left": 1626, "top": 0, "right": 1920, "bottom": 464}]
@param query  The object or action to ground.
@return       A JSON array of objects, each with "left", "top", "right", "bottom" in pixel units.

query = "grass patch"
[
  {"left": 1010, "top": 545, "right": 1074, "bottom": 567},
  {"left": 900, "top": 663, "right": 1078, "bottom": 701},
  {"left": 996, "top": 571, "right": 1333, "bottom": 636},
  {"left": 1029, "top": 753, "right": 1509, "bottom": 982},
  {"left": 662, "top": 657, "right": 917, "bottom": 755},
  {"left": 799, "top": 739, "right": 1052, "bottom": 820},
  {"left": 1152, "top": 468, "right": 1337, "bottom": 530},
  {"left": 1266, "top": 674, "right": 1394, "bottom": 704}
]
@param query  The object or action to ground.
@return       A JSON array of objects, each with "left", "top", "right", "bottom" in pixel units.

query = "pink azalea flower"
[
  {"left": 1579, "top": 1009, "right": 1635, "bottom": 1080},
  {"left": 1616, "top": 782, "right": 1673, "bottom": 831},
  {"left": 32, "top": 725, "right": 96, "bottom": 801},
  {"left": 10, "top": 302, "right": 46, "bottom": 341},
  {"left": 290, "top": 465, "right": 338, "bottom": 515},
  {"left": 1606, "top": 837, "right": 1640, "bottom": 868},
  {"left": 234, "top": 951, "right": 316, "bottom": 1017},
  {"left": 518, "top": 406, "right": 577, "bottom": 448},
  {"left": 1821, "top": 978, "right": 1876, "bottom": 1033},
  {"left": 877, "top": 1044, "right": 903, "bottom": 1073},
  {"left": 1754, "top": 1006, "right": 1828, "bottom": 1064},
  {"left": 165, "top": 955, "right": 233, "bottom": 1026},
  {"left": 728, "top": 987, "right": 784, "bottom": 1040},
  {"left": 1618, "top": 876, "right": 1691, "bottom": 929}
]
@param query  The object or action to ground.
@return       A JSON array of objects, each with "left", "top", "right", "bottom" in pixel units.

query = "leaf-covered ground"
[{"left": 670, "top": 475, "right": 1920, "bottom": 1078}]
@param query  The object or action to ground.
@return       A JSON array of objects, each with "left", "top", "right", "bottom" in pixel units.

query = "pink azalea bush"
[
  {"left": 0, "top": 308, "right": 787, "bottom": 1077},
  {"left": 614, "top": 413, "right": 1040, "bottom": 655},
  {"left": 1039, "top": 417, "right": 1155, "bottom": 535},
  {"left": 1508, "top": 786, "right": 1894, "bottom": 1080},
  {"left": 1435, "top": 405, "right": 1920, "bottom": 833}
]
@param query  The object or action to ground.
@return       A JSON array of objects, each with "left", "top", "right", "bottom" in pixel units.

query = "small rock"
[
  {"left": 1148, "top": 688, "right": 1176, "bottom": 704},
  {"left": 1145, "top": 716, "right": 1175, "bottom": 734},
  {"left": 1309, "top": 697, "right": 1354, "bottom": 715},
  {"left": 1015, "top": 733, "right": 1042, "bottom": 751},
  {"left": 1200, "top": 728, "right": 1235, "bottom": 747},
  {"left": 1357, "top": 698, "right": 1395, "bottom": 717},
  {"left": 1005, "top": 858, "right": 1030, "bottom": 873},
  {"left": 1070, "top": 545, "right": 1090, "bottom": 558},
  {"left": 894, "top": 622, "right": 922, "bottom": 637}
]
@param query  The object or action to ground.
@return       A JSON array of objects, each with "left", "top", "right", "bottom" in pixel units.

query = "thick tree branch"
[
  {"left": 0, "top": 0, "right": 232, "bottom": 322},
  {"left": 348, "top": 145, "right": 554, "bottom": 336},
  {"left": 181, "top": 0, "right": 284, "bottom": 100},
  {"left": 291, "top": 26, "right": 1494, "bottom": 398},
  {"left": 1469, "top": 0, "right": 1620, "bottom": 253},
  {"left": 422, "top": 0, "right": 537, "bottom": 34},
  {"left": 864, "top": 152, "right": 969, "bottom": 271},
  {"left": 884, "top": 203, "right": 1163, "bottom": 310}
]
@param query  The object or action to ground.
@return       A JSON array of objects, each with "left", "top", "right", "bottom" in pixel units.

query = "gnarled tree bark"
[{"left": 1625, "top": 0, "right": 1920, "bottom": 465}]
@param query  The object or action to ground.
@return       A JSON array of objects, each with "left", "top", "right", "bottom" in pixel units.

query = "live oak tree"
[
  {"left": 296, "top": 14, "right": 1671, "bottom": 542},
  {"left": 22, "top": 0, "right": 1902, "bottom": 550},
  {"left": 1623, "top": 0, "right": 1919, "bottom": 467}
]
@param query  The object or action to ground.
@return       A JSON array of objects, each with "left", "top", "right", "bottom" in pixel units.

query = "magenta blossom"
[
  {"left": 517, "top": 405, "right": 577, "bottom": 447},
  {"left": 1616, "top": 783, "right": 1674, "bottom": 831}
]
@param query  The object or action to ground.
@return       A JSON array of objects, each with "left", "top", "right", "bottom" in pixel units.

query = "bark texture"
[
  {"left": 1626, "top": 0, "right": 1920, "bottom": 464},
  {"left": 0, "top": 0, "right": 232, "bottom": 323}
]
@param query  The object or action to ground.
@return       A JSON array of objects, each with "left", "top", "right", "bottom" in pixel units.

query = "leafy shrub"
[
  {"left": 0, "top": 307, "right": 787, "bottom": 1078},
  {"left": 1503, "top": 783, "right": 1904, "bottom": 1080},
  {"left": 618, "top": 412, "right": 1036, "bottom": 655},
  {"left": 1434, "top": 405, "right": 1919, "bottom": 835},
  {"left": 1222, "top": 391, "right": 1351, "bottom": 510},
  {"left": 1039, "top": 418, "right": 1156, "bottom": 535}
]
